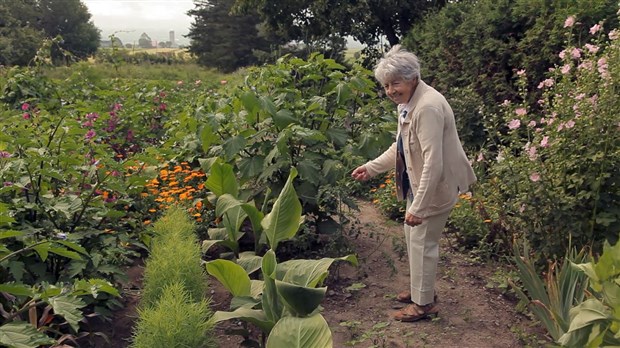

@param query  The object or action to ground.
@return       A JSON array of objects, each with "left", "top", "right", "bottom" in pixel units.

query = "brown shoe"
[
  {"left": 395, "top": 291, "right": 438, "bottom": 304},
  {"left": 392, "top": 302, "right": 439, "bottom": 322}
]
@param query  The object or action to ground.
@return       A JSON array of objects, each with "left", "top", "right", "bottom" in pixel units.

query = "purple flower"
[
  {"left": 85, "top": 130, "right": 96, "bottom": 140},
  {"left": 0, "top": 151, "right": 11, "bottom": 158}
]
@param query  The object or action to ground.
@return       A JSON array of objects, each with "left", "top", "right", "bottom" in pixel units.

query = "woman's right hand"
[{"left": 351, "top": 166, "right": 370, "bottom": 182}]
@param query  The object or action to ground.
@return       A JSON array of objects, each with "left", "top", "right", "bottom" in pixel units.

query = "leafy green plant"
[
  {"left": 205, "top": 168, "right": 358, "bottom": 347},
  {"left": 510, "top": 240, "right": 589, "bottom": 342},
  {"left": 558, "top": 240, "right": 620, "bottom": 347},
  {"left": 131, "top": 282, "right": 215, "bottom": 348},
  {"left": 140, "top": 206, "right": 208, "bottom": 308}
]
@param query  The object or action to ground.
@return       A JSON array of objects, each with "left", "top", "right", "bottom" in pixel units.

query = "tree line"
[{"left": 0, "top": 0, "right": 99, "bottom": 66}]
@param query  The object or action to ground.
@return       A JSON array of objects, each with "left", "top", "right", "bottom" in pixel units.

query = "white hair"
[{"left": 374, "top": 45, "right": 421, "bottom": 85}]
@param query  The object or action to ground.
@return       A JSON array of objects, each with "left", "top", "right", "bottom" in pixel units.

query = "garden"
[{"left": 0, "top": 9, "right": 619, "bottom": 348}]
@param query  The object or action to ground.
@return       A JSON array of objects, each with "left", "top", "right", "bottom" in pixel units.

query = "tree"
[
  {"left": 0, "top": 1, "right": 45, "bottom": 66},
  {"left": 230, "top": 0, "right": 447, "bottom": 56},
  {"left": 0, "top": 0, "right": 100, "bottom": 65},
  {"left": 186, "top": 0, "right": 275, "bottom": 72},
  {"left": 138, "top": 33, "right": 153, "bottom": 48},
  {"left": 37, "top": 0, "right": 100, "bottom": 63}
]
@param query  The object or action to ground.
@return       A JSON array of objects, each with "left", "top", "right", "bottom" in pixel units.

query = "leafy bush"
[
  {"left": 474, "top": 14, "right": 620, "bottom": 260},
  {"left": 140, "top": 206, "right": 208, "bottom": 308},
  {"left": 370, "top": 171, "right": 405, "bottom": 221},
  {"left": 131, "top": 282, "right": 215, "bottom": 348}
]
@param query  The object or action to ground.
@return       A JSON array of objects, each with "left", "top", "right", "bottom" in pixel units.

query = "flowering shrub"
[
  {"left": 475, "top": 17, "right": 620, "bottom": 260},
  {"left": 370, "top": 171, "right": 405, "bottom": 221}
]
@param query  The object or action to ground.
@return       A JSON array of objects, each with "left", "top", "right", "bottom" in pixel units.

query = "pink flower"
[
  {"left": 195, "top": 80, "right": 202, "bottom": 85},
  {"left": 559, "top": 49, "right": 567, "bottom": 59},
  {"left": 528, "top": 146, "right": 537, "bottom": 161},
  {"left": 530, "top": 173, "right": 541, "bottom": 182},
  {"left": 566, "top": 120, "right": 575, "bottom": 128},
  {"left": 575, "top": 93, "right": 585, "bottom": 100},
  {"left": 0, "top": 151, "right": 11, "bottom": 158},
  {"left": 564, "top": 16, "right": 576, "bottom": 28},
  {"left": 22, "top": 113, "right": 30, "bottom": 120},
  {"left": 540, "top": 136, "right": 549, "bottom": 148},
  {"left": 589, "top": 23, "right": 602, "bottom": 34},
  {"left": 527, "top": 120, "right": 537, "bottom": 127},
  {"left": 85, "top": 130, "right": 96, "bottom": 140},
  {"left": 578, "top": 61, "right": 593, "bottom": 70},
  {"left": 508, "top": 119, "right": 521, "bottom": 130},
  {"left": 515, "top": 108, "right": 527, "bottom": 116},
  {"left": 502, "top": 99, "right": 511, "bottom": 106},
  {"left": 519, "top": 204, "right": 526, "bottom": 213},
  {"left": 561, "top": 64, "right": 571, "bottom": 74},
  {"left": 598, "top": 58, "right": 609, "bottom": 78},
  {"left": 220, "top": 80, "right": 228, "bottom": 85},
  {"left": 609, "top": 29, "right": 619, "bottom": 40},
  {"left": 21, "top": 103, "right": 30, "bottom": 111},
  {"left": 177, "top": 80, "right": 184, "bottom": 86},
  {"left": 516, "top": 69, "right": 526, "bottom": 76},
  {"left": 584, "top": 43, "right": 599, "bottom": 53},
  {"left": 571, "top": 48, "right": 581, "bottom": 59},
  {"left": 476, "top": 153, "right": 484, "bottom": 162}
]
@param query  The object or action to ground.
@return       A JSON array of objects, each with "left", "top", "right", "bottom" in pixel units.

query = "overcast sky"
[{"left": 83, "top": 0, "right": 195, "bottom": 45}]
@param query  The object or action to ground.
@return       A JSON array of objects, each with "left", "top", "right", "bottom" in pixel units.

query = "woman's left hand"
[{"left": 405, "top": 213, "right": 423, "bottom": 226}]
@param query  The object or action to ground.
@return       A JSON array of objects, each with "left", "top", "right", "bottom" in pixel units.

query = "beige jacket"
[{"left": 364, "top": 80, "right": 476, "bottom": 218}]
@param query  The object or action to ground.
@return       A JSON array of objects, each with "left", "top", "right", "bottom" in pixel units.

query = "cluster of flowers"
[{"left": 143, "top": 162, "right": 208, "bottom": 224}]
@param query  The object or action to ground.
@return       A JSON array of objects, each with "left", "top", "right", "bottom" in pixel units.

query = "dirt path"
[{"left": 320, "top": 200, "right": 548, "bottom": 348}]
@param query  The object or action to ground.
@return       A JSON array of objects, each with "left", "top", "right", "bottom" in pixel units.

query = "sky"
[{"left": 82, "top": 0, "right": 195, "bottom": 46}]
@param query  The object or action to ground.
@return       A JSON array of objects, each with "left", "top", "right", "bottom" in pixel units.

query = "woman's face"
[{"left": 383, "top": 78, "right": 417, "bottom": 105}]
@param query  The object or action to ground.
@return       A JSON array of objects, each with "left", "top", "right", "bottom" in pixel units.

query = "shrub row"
[{"left": 131, "top": 206, "right": 216, "bottom": 348}]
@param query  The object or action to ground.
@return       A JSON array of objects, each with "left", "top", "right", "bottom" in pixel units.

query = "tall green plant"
[
  {"left": 558, "top": 240, "right": 620, "bottom": 346},
  {"left": 511, "top": 240, "right": 589, "bottom": 341},
  {"left": 205, "top": 168, "right": 357, "bottom": 347}
]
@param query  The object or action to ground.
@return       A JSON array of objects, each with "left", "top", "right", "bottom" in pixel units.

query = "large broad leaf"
[
  {"left": 223, "top": 135, "right": 247, "bottom": 161},
  {"left": 275, "top": 280, "right": 326, "bottom": 317},
  {"left": 272, "top": 109, "right": 298, "bottom": 129},
  {"left": 261, "top": 168, "right": 304, "bottom": 250},
  {"left": 266, "top": 314, "right": 333, "bottom": 348},
  {"left": 0, "top": 322, "right": 56, "bottom": 348},
  {"left": 213, "top": 307, "right": 273, "bottom": 333},
  {"left": 277, "top": 255, "right": 358, "bottom": 287},
  {"left": 205, "top": 161, "right": 238, "bottom": 197},
  {"left": 206, "top": 259, "right": 251, "bottom": 297},
  {"left": 200, "top": 124, "right": 219, "bottom": 152},
  {"left": 238, "top": 251, "right": 263, "bottom": 275},
  {"left": 262, "top": 250, "right": 283, "bottom": 323},
  {"left": 238, "top": 156, "right": 265, "bottom": 179},
  {"left": 48, "top": 295, "right": 86, "bottom": 332},
  {"left": 0, "top": 230, "right": 24, "bottom": 239},
  {"left": 559, "top": 299, "right": 608, "bottom": 344}
]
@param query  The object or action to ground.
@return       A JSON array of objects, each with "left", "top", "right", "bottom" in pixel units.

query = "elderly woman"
[{"left": 352, "top": 45, "right": 476, "bottom": 322}]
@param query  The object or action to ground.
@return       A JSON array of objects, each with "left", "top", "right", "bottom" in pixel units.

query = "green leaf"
[
  {"left": 222, "top": 135, "right": 247, "bottom": 160},
  {"left": 200, "top": 124, "right": 219, "bottom": 152},
  {"left": 262, "top": 250, "right": 283, "bottom": 323},
  {"left": 32, "top": 242, "right": 51, "bottom": 261},
  {"left": 0, "top": 322, "right": 56, "bottom": 348},
  {"left": 277, "top": 255, "right": 358, "bottom": 287},
  {"left": 261, "top": 168, "right": 304, "bottom": 249},
  {"left": 213, "top": 307, "right": 273, "bottom": 333},
  {"left": 206, "top": 259, "right": 251, "bottom": 297},
  {"left": 275, "top": 280, "right": 326, "bottom": 317},
  {"left": 238, "top": 156, "right": 265, "bottom": 178},
  {"left": 238, "top": 252, "right": 263, "bottom": 275},
  {"left": 0, "top": 230, "right": 23, "bottom": 240},
  {"left": 48, "top": 246, "right": 82, "bottom": 260},
  {"left": 272, "top": 109, "right": 297, "bottom": 129},
  {"left": 205, "top": 161, "right": 238, "bottom": 197},
  {"left": 266, "top": 314, "right": 333, "bottom": 348},
  {"left": 0, "top": 284, "right": 32, "bottom": 297},
  {"left": 56, "top": 240, "right": 87, "bottom": 255},
  {"left": 48, "top": 294, "right": 86, "bottom": 332}
]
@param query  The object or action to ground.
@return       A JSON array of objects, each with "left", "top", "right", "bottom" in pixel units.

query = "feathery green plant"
[{"left": 131, "top": 282, "right": 215, "bottom": 348}]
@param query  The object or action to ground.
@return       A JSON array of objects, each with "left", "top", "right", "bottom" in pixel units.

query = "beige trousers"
[{"left": 404, "top": 203, "right": 451, "bottom": 306}]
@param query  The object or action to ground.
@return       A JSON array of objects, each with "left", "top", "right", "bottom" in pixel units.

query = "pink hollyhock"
[
  {"left": 540, "top": 136, "right": 550, "bottom": 148},
  {"left": 564, "top": 16, "right": 575, "bottom": 28},
  {"left": 22, "top": 113, "right": 30, "bottom": 120},
  {"left": 530, "top": 173, "right": 541, "bottom": 182},
  {"left": 590, "top": 23, "right": 602, "bottom": 34},
  {"left": 561, "top": 64, "right": 571, "bottom": 74},
  {"left": 508, "top": 119, "right": 521, "bottom": 130},
  {"left": 21, "top": 103, "right": 30, "bottom": 111},
  {"left": 515, "top": 108, "right": 527, "bottom": 116},
  {"left": 571, "top": 48, "right": 581, "bottom": 59},
  {"left": 584, "top": 44, "right": 599, "bottom": 53}
]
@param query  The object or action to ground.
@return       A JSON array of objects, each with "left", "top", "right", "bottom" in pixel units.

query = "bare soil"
[{"left": 100, "top": 200, "right": 550, "bottom": 348}]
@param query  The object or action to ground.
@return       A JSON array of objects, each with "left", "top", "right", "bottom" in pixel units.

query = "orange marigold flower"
[
  {"left": 195, "top": 201, "right": 203, "bottom": 209},
  {"left": 144, "top": 220, "right": 151, "bottom": 225},
  {"left": 379, "top": 184, "right": 386, "bottom": 188},
  {"left": 484, "top": 219, "right": 492, "bottom": 223},
  {"left": 197, "top": 183, "right": 205, "bottom": 190},
  {"left": 140, "top": 192, "right": 149, "bottom": 198},
  {"left": 148, "top": 208, "right": 157, "bottom": 213},
  {"left": 193, "top": 213, "right": 201, "bottom": 217}
]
